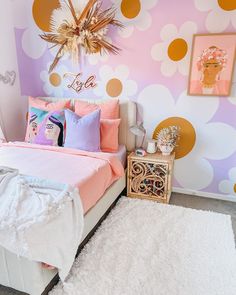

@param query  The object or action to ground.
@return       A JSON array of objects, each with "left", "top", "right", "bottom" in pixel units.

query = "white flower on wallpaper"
[
  {"left": 138, "top": 84, "right": 236, "bottom": 190},
  {"left": 151, "top": 22, "right": 197, "bottom": 77},
  {"left": 12, "top": 0, "right": 48, "bottom": 59},
  {"left": 219, "top": 167, "right": 236, "bottom": 197},
  {"left": 194, "top": 0, "right": 236, "bottom": 32},
  {"left": 87, "top": 53, "right": 109, "bottom": 65},
  {"left": 111, "top": 0, "right": 158, "bottom": 38},
  {"left": 40, "top": 64, "right": 68, "bottom": 97},
  {"left": 94, "top": 65, "right": 138, "bottom": 100}
]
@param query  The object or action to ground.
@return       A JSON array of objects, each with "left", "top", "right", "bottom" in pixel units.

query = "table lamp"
[{"left": 129, "top": 122, "right": 146, "bottom": 156}]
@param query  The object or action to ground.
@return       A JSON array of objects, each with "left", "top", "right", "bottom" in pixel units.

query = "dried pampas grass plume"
[{"left": 40, "top": 0, "right": 123, "bottom": 73}]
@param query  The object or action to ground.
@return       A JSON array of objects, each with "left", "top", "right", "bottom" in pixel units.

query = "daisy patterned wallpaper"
[{"left": 12, "top": 0, "right": 236, "bottom": 200}]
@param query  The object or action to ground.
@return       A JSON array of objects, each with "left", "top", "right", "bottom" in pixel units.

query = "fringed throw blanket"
[{"left": 0, "top": 166, "right": 84, "bottom": 281}]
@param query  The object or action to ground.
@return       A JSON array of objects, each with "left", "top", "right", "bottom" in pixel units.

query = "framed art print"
[{"left": 188, "top": 33, "right": 236, "bottom": 96}]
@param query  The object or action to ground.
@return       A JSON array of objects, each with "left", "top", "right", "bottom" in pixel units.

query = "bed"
[{"left": 0, "top": 98, "right": 136, "bottom": 295}]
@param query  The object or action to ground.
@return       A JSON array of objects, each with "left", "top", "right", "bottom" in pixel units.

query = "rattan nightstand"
[{"left": 127, "top": 152, "right": 175, "bottom": 203}]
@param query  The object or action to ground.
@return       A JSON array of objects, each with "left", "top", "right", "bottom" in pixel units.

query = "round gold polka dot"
[
  {"left": 106, "top": 78, "right": 123, "bottom": 97},
  {"left": 32, "top": 0, "right": 61, "bottom": 32},
  {"left": 49, "top": 73, "right": 61, "bottom": 87},
  {"left": 218, "top": 0, "right": 236, "bottom": 11},
  {"left": 168, "top": 38, "right": 188, "bottom": 61},
  {"left": 153, "top": 117, "right": 196, "bottom": 159},
  {"left": 121, "top": 0, "right": 141, "bottom": 19},
  {"left": 234, "top": 184, "right": 236, "bottom": 193}
]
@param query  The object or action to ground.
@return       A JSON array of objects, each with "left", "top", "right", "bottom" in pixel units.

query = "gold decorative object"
[
  {"left": 127, "top": 152, "right": 175, "bottom": 204},
  {"left": 40, "top": 0, "right": 123, "bottom": 73}
]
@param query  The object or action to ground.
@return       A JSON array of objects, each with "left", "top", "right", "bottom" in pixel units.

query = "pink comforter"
[{"left": 0, "top": 142, "right": 124, "bottom": 213}]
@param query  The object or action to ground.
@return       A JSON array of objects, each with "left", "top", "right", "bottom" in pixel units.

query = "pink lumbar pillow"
[
  {"left": 25, "top": 96, "right": 71, "bottom": 142},
  {"left": 100, "top": 119, "right": 121, "bottom": 152},
  {"left": 74, "top": 99, "right": 119, "bottom": 120}
]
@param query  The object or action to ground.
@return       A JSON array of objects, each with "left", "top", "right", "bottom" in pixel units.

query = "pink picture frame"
[{"left": 188, "top": 33, "right": 236, "bottom": 96}]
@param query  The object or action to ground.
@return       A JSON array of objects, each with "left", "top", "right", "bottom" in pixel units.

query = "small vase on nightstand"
[{"left": 159, "top": 144, "right": 174, "bottom": 156}]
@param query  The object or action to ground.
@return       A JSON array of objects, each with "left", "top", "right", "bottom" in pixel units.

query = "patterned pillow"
[
  {"left": 27, "top": 107, "right": 65, "bottom": 146},
  {"left": 25, "top": 96, "right": 70, "bottom": 142}
]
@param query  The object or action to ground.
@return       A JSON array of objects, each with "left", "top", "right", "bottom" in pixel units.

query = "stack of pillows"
[{"left": 25, "top": 96, "right": 121, "bottom": 152}]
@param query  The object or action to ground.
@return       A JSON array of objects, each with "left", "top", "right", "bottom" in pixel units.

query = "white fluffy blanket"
[{"left": 0, "top": 166, "right": 84, "bottom": 281}]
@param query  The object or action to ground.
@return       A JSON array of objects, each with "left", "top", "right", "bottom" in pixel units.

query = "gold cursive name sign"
[
  {"left": 63, "top": 72, "right": 97, "bottom": 93},
  {"left": 0, "top": 71, "right": 16, "bottom": 86}
]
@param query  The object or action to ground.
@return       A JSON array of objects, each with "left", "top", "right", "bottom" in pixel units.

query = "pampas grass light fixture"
[{"left": 40, "top": 0, "right": 123, "bottom": 73}]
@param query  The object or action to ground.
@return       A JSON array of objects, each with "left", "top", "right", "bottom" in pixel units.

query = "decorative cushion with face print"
[
  {"left": 25, "top": 96, "right": 70, "bottom": 142},
  {"left": 28, "top": 107, "right": 65, "bottom": 147}
]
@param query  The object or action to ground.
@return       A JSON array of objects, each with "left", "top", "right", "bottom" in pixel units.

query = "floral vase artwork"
[
  {"left": 155, "top": 125, "right": 180, "bottom": 156},
  {"left": 159, "top": 144, "right": 174, "bottom": 156}
]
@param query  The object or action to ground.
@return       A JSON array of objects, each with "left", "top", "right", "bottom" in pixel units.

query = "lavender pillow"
[{"left": 64, "top": 109, "right": 101, "bottom": 152}]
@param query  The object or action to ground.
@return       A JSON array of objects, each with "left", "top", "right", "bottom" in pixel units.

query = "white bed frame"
[{"left": 0, "top": 98, "right": 136, "bottom": 295}]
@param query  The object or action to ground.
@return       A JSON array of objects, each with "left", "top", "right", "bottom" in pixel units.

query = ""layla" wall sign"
[
  {"left": 0, "top": 71, "right": 16, "bottom": 86},
  {"left": 63, "top": 72, "right": 97, "bottom": 93}
]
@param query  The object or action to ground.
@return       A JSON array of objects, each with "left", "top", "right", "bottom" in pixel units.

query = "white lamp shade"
[{"left": 129, "top": 123, "right": 146, "bottom": 137}]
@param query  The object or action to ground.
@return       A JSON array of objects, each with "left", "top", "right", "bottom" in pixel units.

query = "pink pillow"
[
  {"left": 25, "top": 96, "right": 71, "bottom": 142},
  {"left": 100, "top": 119, "right": 121, "bottom": 152},
  {"left": 28, "top": 96, "right": 71, "bottom": 111},
  {"left": 74, "top": 99, "right": 119, "bottom": 119}
]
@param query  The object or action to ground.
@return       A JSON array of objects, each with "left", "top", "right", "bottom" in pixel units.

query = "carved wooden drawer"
[{"left": 127, "top": 152, "right": 175, "bottom": 203}]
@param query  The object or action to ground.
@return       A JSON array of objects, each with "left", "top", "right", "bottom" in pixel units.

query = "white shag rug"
[{"left": 50, "top": 197, "right": 236, "bottom": 295}]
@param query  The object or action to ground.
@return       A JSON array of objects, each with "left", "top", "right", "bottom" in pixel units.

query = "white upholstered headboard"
[{"left": 39, "top": 97, "right": 136, "bottom": 152}]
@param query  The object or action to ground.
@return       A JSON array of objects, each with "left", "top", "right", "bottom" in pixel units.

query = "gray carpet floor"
[{"left": 1, "top": 192, "right": 236, "bottom": 295}]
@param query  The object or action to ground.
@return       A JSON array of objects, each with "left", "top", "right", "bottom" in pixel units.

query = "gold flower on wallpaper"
[
  {"left": 138, "top": 84, "right": 236, "bottom": 190},
  {"left": 38, "top": 0, "right": 122, "bottom": 73},
  {"left": 111, "top": 0, "right": 158, "bottom": 38},
  {"left": 40, "top": 63, "right": 68, "bottom": 97},
  {"left": 194, "top": 0, "right": 236, "bottom": 32},
  {"left": 151, "top": 21, "right": 197, "bottom": 77},
  {"left": 93, "top": 65, "right": 137, "bottom": 100}
]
